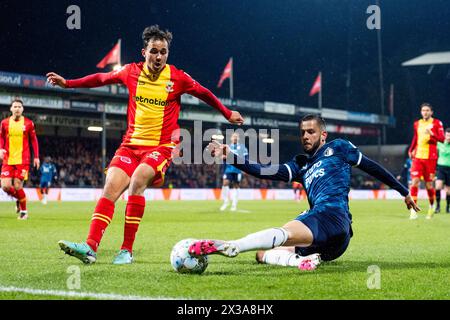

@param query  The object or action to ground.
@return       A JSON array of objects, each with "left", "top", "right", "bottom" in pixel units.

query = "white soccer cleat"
[
  {"left": 220, "top": 203, "right": 228, "bottom": 211},
  {"left": 230, "top": 206, "right": 237, "bottom": 212},
  {"left": 409, "top": 209, "right": 418, "bottom": 220}
]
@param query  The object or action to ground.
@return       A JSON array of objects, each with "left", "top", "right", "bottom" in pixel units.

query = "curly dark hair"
[{"left": 142, "top": 25, "right": 173, "bottom": 48}]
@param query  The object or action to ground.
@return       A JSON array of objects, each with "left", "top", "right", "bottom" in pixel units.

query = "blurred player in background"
[
  {"left": 408, "top": 103, "right": 444, "bottom": 219},
  {"left": 435, "top": 128, "right": 450, "bottom": 213},
  {"left": 39, "top": 156, "right": 57, "bottom": 205},
  {"left": 0, "top": 99, "right": 40, "bottom": 220},
  {"left": 47, "top": 25, "right": 244, "bottom": 265},
  {"left": 396, "top": 148, "right": 412, "bottom": 187},
  {"left": 292, "top": 181, "right": 303, "bottom": 202},
  {"left": 189, "top": 115, "right": 418, "bottom": 270},
  {"left": 220, "top": 133, "right": 248, "bottom": 212}
]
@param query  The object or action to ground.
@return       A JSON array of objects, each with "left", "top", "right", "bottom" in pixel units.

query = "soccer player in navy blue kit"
[
  {"left": 190, "top": 115, "right": 419, "bottom": 270},
  {"left": 220, "top": 133, "right": 248, "bottom": 211},
  {"left": 39, "top": 156, "right": 57, "bottom": 205}
]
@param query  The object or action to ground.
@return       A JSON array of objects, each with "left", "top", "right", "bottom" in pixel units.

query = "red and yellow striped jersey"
[
  {"left": 0, "top": 116, "right": 39, "bottom": 165},
  {"left": 66, "top": 62, "right": 232, "bottom": 148},
  {"left": 408, "top": 117, "right": 444, "bottom": 160}
]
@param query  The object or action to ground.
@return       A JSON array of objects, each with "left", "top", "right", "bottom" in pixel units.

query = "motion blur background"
[{"left": 1, "top": 0, "right": 449, "bottom": 191}]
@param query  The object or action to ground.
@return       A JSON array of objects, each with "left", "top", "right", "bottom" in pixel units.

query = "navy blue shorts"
[
  {"left": 40, "top": 181, "right": 50, "bottom": 188},
  {"left": 294, "top": 207, "right": 353, "bottom": 261},
  {"left": 223, "top": 172, "right": 242, "bottom": 183}
]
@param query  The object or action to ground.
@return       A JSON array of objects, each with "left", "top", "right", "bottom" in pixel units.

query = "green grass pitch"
[{"left": 0, "top": 199, "right": 449, "bottom": 300}]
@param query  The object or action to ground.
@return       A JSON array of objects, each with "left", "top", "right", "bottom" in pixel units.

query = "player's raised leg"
[{"left": 58, "top": 166, "right": 130, "bottom": 264}]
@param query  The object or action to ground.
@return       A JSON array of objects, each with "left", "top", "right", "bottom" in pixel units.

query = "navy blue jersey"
[
  {"left": 40, "top": 162, "right": 57, "bottom": 183},
  {"left": 287, "top": 139, "right": 361, "bottom": 212}
]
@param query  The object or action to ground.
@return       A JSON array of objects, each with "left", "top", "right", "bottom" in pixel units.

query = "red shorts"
[
  {"left": 1, "top": 164, "right": 29, "bottom": 181},
  {"left": 108, "top": 145, "right": 173, "bottom": 187},
  {"left": 410, "top": 158, "right": 437, "bottom": 182}
]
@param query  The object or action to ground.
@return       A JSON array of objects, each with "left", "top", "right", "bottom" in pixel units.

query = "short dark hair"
[
  {"left": 446, "top": 128, "right": 450, "bottom": 133},
  {"left": 142, "top": 25, "right": 173, "bottom": 48},
  {"left": 300, "top": 114, "right": 326, "bottom": 131},
  {"left": 420, "top": 102, "right": 433, "bottom": 110},
  {"left": 11, "top": 98, "right": 24, "bottom": 106}
]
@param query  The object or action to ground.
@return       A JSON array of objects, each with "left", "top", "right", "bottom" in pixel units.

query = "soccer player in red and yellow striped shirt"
[
  {"left": 47, "top": 25, "right": 244, "bottom": 264},
  {"left": 408, "top": 103, "right": 444, "bottom": 219},
  {"left": 0, "top": 99, "right": 40, "bottom": 219}
]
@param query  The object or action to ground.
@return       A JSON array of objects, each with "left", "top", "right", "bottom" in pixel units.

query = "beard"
[{"left": 304, "top": 139, "right": 321, "bottom": 155}]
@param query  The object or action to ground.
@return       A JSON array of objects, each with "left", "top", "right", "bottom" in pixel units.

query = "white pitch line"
[{"left": 0, "top": 286, "right": 186, "bottom": 300}]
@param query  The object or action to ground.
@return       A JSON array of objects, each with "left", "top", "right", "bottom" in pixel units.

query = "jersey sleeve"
[
  {"left": 29, "top": 121, "right": 39, "bottom": 159},
  {"left": 429, "top": 119, "right": 445, "bottom": 144},
  {"left": 228, "top": 152, "right": 299, "bottom": 182},
  {"left": 179, "top": 71, "right": 232, "bottom": 119},
  {"left": 408, "top": 122, "right": 418, "bottom": 156},
  {"left": 0, "top": 121, "right": 5, "bottom": 150},
  {"left": 66, "top": 64, "right": 131, "bottom": 88},
  {"left": 338, "top": 140, "right": 362, "bottom": 166}
]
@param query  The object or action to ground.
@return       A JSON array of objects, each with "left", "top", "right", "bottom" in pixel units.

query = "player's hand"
[
  {"left": 228, "top": 111, "right": 244, "bottom": 125},
  {"left": 34, "top": 158, "right": 40, "bottom": 170},
  {"left": 404, "top": 194, "right": 420, "bottom": 212},
  {"left": 46, "top": 72, "right": 67, "bottom": 88},
  {"left": 207, "top": 140, "right": 230, "bottom": 160},
  {"left": 0, "top": 149, "right": 6, "bottom": 160}
]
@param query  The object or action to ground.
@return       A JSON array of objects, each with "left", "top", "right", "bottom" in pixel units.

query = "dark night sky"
[{"left": 1, "top": 0, "right": 450, "bottom": 144}]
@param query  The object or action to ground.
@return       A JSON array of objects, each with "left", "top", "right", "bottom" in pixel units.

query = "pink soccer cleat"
[
  {"left": 189, "top": 240, "right": 239, "bottom": 258},
  {"left": 298, "top": 253, "right": 321, "bottom": 271}
]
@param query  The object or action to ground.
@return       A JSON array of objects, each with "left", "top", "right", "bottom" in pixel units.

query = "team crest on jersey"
[
  {"left": 324, "top": 148, "right": 334, "bottom": 157},
  {"left": 165, "top": 81, "right": 174, "bottom": 93},
  {"left": 146, "top": 151, "right": 161, "bottom": 160}
]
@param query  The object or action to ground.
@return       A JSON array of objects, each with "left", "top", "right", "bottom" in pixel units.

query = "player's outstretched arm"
[
  {"left": 208, "top": 141, "right": 291, "bottom": 182},
  {"left": 357, "top": 155, "right": 420, "bottom": 212},
  {"left": 47, "top": 66, "right": 128, "bottom": 89}
]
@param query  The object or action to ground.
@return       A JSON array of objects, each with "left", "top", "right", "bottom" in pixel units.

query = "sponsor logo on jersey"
[
  {"left": 304, "top": 161, "right": 325, "bottom": 189},
  {"left": 134, "top": 96, "right": 168, "bottom": 107}
]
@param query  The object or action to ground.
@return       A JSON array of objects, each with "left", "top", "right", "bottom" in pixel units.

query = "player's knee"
[
  {"left": 129, "top": 177, "right": 151, "bottom": 196},
  {"left": 255, "top": 250, "right": 266, "bottom": 263}
]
